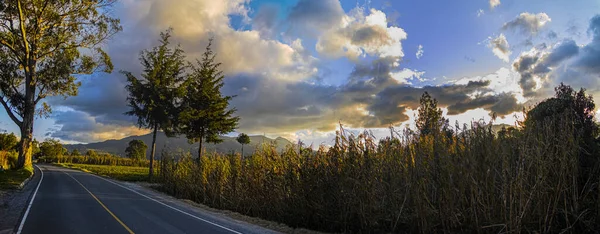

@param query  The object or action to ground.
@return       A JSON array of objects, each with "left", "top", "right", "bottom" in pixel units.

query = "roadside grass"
[
  {"left": 0, "top": 167, "right": 33, "bottom": 190},
  {"left": 56, "top": 163, "right": 151, "bottom": 182}
]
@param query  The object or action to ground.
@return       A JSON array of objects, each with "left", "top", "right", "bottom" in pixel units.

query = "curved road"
[{"left": 18, "top": 164, "right": 276, "bottom": 234}]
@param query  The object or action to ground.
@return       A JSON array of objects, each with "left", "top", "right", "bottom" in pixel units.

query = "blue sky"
[{"left": 2, "top": 0, "right": 600, "bottom": 145}]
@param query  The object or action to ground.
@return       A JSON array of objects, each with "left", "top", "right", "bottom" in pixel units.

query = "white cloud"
[
  {"left": 477, "top": 9, "right": 485, "bottom": 17},
  {"left": 490, "top": 0, "right": 501, "bottom": 9},
  {"left": 316, "top": 8, "right": 408, "bottom": 61},
  {"left": 416, "top": 45, "right": 424, "bottom": 59},
  {"left": 489, "top": 34, "right": 511, "bottom": 62},
  {"left": 502, "top": 12, "right": 552, "bottom": 34}
]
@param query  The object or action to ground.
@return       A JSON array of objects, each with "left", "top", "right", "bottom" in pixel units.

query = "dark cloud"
[{"left": 513, "top": 39, "right": 580, "bottom": 97}]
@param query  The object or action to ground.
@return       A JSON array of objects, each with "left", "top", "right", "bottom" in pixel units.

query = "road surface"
[{"left": 18, "top": 164, "right": 276, "bottom": 234}]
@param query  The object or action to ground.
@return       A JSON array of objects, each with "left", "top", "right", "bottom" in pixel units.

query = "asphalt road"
[{"left": 18, "top": 164, "right": 276, "bottom": 234}]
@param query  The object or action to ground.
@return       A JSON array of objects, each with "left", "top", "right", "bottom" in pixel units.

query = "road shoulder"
[{"left": 0, "top": 165, "right": 41, "bottom": 234}]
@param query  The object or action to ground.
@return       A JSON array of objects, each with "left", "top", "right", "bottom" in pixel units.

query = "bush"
[{"left": 0, "top": 150, "right": 19, "bottom": 170}]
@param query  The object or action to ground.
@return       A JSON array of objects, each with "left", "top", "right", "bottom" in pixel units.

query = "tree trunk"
[
  {"left": 241, "top": 145, "right": 244, "bottom": 157},
  {"left": 149, "top": 125, "right": 157, "bottom": 179},
  {"left": 197, "top": 140, "right": 203, "bottom": 164},
  {"left": 16, "top": 120, "right": 33, "bottom": 169}
]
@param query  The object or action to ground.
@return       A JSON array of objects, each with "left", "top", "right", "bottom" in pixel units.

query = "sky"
[{"left": 2, "top": 0, "right": 600, "bottom": 146}]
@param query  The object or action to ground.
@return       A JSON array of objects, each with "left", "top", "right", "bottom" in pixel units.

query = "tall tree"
[
  {"left": 0, "top": 0, "right": 121, "bottom": 169},
  {"left": 416, "top": 92, "right": 447, "bottom": 136},
  {"left": 39, "top": 138, "right": 65, "bottom": 157},
  {"left": 123, "top": 29, "right": 186, "bottom": 178},
  {"left": 125, "top": 139, "right": 147, "bottom": 160},
  {"left": 178, "top": 39, "right": 239, "bottom": 161},
  {"left": 71, "top": 149, "right": 80, "bottom": 156},
  {"left": 236, "top": 133, "right": 250, "bottom": 156},
  {"left": 0, "top": 132, "right": 18, "bottom": 151}
]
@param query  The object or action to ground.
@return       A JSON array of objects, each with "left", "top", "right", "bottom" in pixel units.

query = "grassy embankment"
[
  {"left": 57, "top": 163, "right": 150, "bottom": 182},
  {"left": 0, "top": 150, "right": 33, "bottom": 190}
]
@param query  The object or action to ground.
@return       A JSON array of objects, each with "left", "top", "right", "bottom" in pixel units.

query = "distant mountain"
[{"left": 64, "top": 132, "right": 293, "bottom": 158}]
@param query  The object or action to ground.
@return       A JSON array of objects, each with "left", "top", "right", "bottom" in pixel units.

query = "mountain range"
[{"left": 64, "top": 132, "right": 294, "bottom": 158}]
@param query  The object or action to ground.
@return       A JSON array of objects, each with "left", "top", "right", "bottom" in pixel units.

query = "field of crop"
[{"left": 57, "top": 163, "right": 152, "bottom": 182}]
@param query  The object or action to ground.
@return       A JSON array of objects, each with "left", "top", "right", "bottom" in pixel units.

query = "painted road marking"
[
  {"left": 92, "top": 174, "right": 243, "bottom": 234},
  {"left": 63, "top": 171, "right": 135, "bottom": 234},
  {"left": 17, "top": 165, "right": 43, "bottom": 234}
]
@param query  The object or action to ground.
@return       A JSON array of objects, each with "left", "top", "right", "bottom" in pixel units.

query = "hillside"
[{"left": 64, "top": 132, "right": 293, "bottom": 158}]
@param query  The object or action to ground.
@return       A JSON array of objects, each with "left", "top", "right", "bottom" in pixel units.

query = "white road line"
[
  {"left": 90, "top": 174, "right": 243, "bottom": 234},
  {"left": 16, "top": 165, "right": 44, "bottom": 234}
]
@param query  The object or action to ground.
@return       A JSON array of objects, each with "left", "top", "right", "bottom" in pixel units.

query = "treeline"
[
  {"left": 36, "top": 139, "right": 150, "bottom": 167},
  {"left": 38, "top": 155, "right": 149, "bottom": 167},
  {"left": 159, "top": 84, "right": 600, "bottom": 233}
]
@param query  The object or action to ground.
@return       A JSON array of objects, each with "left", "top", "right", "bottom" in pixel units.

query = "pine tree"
[
  {"left": 123, "top": 29, "right": 186, "bottom": 178},
  {"left": 178, "top": 39, "right": 239, "bottom": 161},
  {"left": 416, "top": 92, "right": 446, "bottom": 136}
]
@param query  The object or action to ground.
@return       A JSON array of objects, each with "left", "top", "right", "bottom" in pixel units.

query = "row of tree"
[{"left": 123, "top": 30, "right": 239, "bottom": 178}]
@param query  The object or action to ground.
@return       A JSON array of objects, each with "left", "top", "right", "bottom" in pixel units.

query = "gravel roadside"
[{"left": 0, "top": 165, "right": 41, "bottom": 234}]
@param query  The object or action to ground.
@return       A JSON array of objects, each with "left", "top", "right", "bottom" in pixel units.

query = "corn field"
[{"left": 158, "top": 111, "right": 600, "bottom": 233}]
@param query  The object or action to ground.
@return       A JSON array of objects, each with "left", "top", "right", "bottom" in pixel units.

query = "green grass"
[
  {"left": 57, "top": 163, "right": 151, "bottom": 182},
  {"left": 0, "top": 167, "right": 33, "bottom": 190}
]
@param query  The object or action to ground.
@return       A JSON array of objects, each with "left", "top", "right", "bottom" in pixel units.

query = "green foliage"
[
  {"left": 0, "top": 150, "right": 18, "bottom": 169},
  {"left": 58, "top": 163, "right": 151, "bottom": 182},
  {"left": 71, "top": 149, "right": 81, "bottom": 156},
  {"left": 236, "top": 133, "right": 250, "bottom": 156},
  {"left": 123, "top": 29, "right": 187, "bottom": 177},
  {"left": 40, "top": 154, "right": 149, "bottom": 167},
  {"left": 0, "top": 132, "right": 18, "bottom": 151},
  {"left": 0, "top": 167, "right": 33, "bottom": 189},
  {"left": 0, "top": 0, "right": 122, "bottom": 169},
  {"left": 416, "top": 92, "right": 448, "bottom": 136},
  {"left": 39, "top": 138, "right": 65, "bottom": 157},
  {"left": 177, "top": 39, "right": 239, "bottom": 159},
  {"left": 86, "top": 149, "right": 98, "bottom": 157},
  {"left": 125, "top": 140, "right": 148, "bottom": 160},
  {"left": 236, "top": 133, "right": 250, "bottom": 145}
]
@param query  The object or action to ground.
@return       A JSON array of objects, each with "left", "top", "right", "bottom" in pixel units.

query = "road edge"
[{"left": 13, "top": 165, "right": 43, "bottom": 234}]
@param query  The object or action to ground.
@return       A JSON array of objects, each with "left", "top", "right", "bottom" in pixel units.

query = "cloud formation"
[
  {"left": 416, "top": 45, "right": 424, "bottom": 59},
  {"left": 490, "top": 0, "right": 501, "bottom": 9},
  {"left": 489, "top": 34, "right": 511, "bottom": 62},
  {"left": 511, "top": 15, "right": 600, "bottom": 101},
  {"left": 46, "top": 0, "right": 526, "bottom": 143},
  {"left": 502, "top": 12, "right": 551, "bottom": 35},
  {"left": 314, "top": 8, "right": 407, "bottom": 61}
]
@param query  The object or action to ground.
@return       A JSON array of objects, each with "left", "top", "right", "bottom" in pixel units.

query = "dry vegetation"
[{"left": 157, "top": 87, "right": 600, "bottom": 233}]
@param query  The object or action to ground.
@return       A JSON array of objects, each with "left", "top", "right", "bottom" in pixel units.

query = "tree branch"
[{"left": 0, "top": 97, "right": 22, "bottom": 127}]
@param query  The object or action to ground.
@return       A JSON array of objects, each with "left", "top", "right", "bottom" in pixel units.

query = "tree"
[
  {"left": 39, "top": 138, "right": 65, "bottom": 157},
  {"left": 416, "top": 92, "right": 447, "bottom": 136},
  {"left": 0, "top": 132, "right": 18, "bottom": 151},
  {"left": 177, "top": 39, "right": 239, "bottom": 161},
  {"left": 123, "top": 29, "right": 186, "bottom": 178},
  {"left": 525, "top": 83, "right": 599, "bottom": 179},
  {"left": 85, "top": 149, "right": 98, "bottom": 157},
  {"left": 236, "top": 133, "right": 250, "bottom": 156},
  {"left": 71, "top": 149, "right": 80, "bottom": 156},
  {"left": 125, "top": 139, "right": 147, "bottom": 160},
  {"left": 0, "top": 0, "right": 122, "bottom": 169}
]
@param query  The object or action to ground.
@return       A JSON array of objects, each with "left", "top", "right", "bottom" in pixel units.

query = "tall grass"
[
  {"left": 39, "top": 155, "right": 150, "bottom": 167},
  {"left": 0, "top": 150, "right": 19, "bottom": 170},
  {"left": 159, "top": 112, "right": 600, "bottom": 233}
]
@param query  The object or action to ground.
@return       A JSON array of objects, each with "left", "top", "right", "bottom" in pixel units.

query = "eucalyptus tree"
[{"left": 0, "top": 0, "right": 121, "bottom": 168}]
